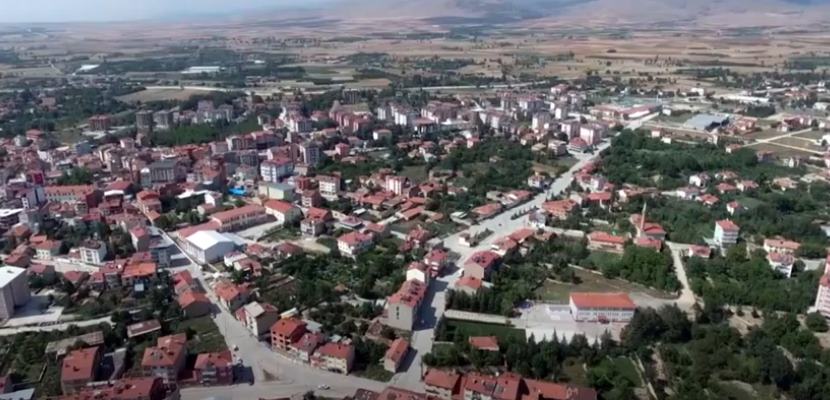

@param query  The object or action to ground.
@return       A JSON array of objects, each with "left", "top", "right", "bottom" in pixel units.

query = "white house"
[{"left": 263, "top": 200, "right": 302, "bottom": 225}]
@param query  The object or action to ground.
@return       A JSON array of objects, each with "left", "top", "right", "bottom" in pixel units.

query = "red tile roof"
[
  {"left": 317, "top": 342, "right": 353, "bottom": 360},
  {"left": 62, "top": 346, "right": 100, "bottom": 382},
  {"left": 263, "top": 199, "right": 296, "bottom": 214},
  {"left": 570, "top": 292, "right": 636, "bottom": 310},
  {"left": 194, "top": 350, "right": 233, "bottom": 370},
  {"left": 384, "top": 338, "right": 410, "bottom": 364},
  {"left": 388, "top": 280, "right": 427, "bottom": 308},
  {"left": 141, "top": 334, "right": 187, "bottom": 368},
  {"left": 716, "top": 219, "right": 740, "bottom": 232},
  {"left": 469, "top": 336, "right": 499, "bottom": 351},
  {"left": 423, "top": 368, "right": 460, "bottom": 390},
  {"left": 587, "top": 231, "right": 626, "bottom": 245},
  {"left": 271, "top": 318, "right": 307, "bottom": 338}
]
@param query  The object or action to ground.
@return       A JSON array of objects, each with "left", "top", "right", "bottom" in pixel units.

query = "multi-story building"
[
  {"left": 260, "top": 158, "right": 295, "bottom": 183},
  {"left": 80, "top": 240, "right": 108, "bottom": 265},
  {"left": 0, "top": 266, "right": 30, "bottom": 320},
  {"left": 270, "top": 318, "right": 307, "bottom": 352},
  {"left": 290, "top": 332, "right": 325, "bottom": 363},
  {"left": 385, "top": 279, "right": 426, "bottom": 331},
  {"left": 193, "top": 350, "right": 234, "bottom": 386},
  {"left": 299, "top": 142, "right": 322, "bottom": 167},
  {"left": 263, "top": 200, "right": 302, "bottom": 225},
  {"left": 714, "top": 219, "right": 740, "bottom": 247},
  {"left": 383, "top": 338, "right": 409, "bottom": 373},
  {"left": 239, "top": 302, "right": 281, "bottom": 340},
  {"left": 153, "top": 110, "right": 175, "bottom": 131},
  {"left": 141, "top": 159, "right": 184, "bottom": 187},
  {"left": 45, "top": 185, "right": 101, "bottom": 209},
  {"left": 424, "top": 369, "right": 461, "bottom": 399},
  {"left": 61, "top": 346, "right": 101, "bottom": 394},
  {"left": 87, "top": 115, "right": 112, "bottom": 131},
  {"left": 317, "top": 175, "right": 341, "bottom": 201},
  {"left": 311, "top": 342, "right": 354, "bottom": 374},
  {"left": 136, "top": 110, "right": 154, "bottom": 133},
  {"left": 569, "top": 292, "right": 636, "bottom": 322},
  {"left": 141, "top": 334, "right": 187, "bottom": 383},
  {"left": 337, "top": 231, "right": 374, "bottom": 258}
]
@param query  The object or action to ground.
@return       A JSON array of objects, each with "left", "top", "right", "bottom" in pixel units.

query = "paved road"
[
  {"left": 162, "top": 232, "right": 386, "bottom": 400},
  {"left": 665, "top": 242, "right": 698, "bottom": 313},
  {"left": 389, "top": 142, "right": 611, "bottom": 391}
]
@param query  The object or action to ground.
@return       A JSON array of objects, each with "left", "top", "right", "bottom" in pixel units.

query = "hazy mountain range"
[{"left": 303, "top": 0, "right": 830, "bottom": 27}]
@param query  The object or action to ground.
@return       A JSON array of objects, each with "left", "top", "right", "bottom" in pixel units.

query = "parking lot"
[{"left": 512, "top": 303, "right": 626, "bottom": 342}]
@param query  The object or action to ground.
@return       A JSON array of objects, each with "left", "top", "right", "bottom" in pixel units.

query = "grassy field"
[
  {"left": 173, "top": 316, "right": 228, "bottom": 354},
  {"left": 354, "top": 364, "right": 394, "bottom": 382},
  {"left": 443, "top": 320, "right": 526, "bottom": 342},
  {"left": 562, "top": 357, "right": 589, "bottom": 386},
  {"left": 537, "top": 268, "right": 674, "bottom": 303}
]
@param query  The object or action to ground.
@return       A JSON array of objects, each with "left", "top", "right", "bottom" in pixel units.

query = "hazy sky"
[{"left": 0, "top": 0, "right": 327, "bottom": 23}]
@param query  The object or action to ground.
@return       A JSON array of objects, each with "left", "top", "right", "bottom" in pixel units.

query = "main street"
[{"left": 389, "top": 141, "right": 611, "bottom": 391}]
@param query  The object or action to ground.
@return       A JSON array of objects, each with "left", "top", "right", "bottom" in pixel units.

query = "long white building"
[{"left": 569, "top": 292, "right": 636, "bottom": 322}]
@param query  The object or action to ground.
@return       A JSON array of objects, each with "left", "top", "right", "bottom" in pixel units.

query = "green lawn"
[
  {"left": 172, "top": 316, "right": 228, "bottom": 354},
  {"left": 354, "top": 364, "right": 394, "bottom": 382},
  {"left": 444, "top": 320, "right": 526, "bottom": 342},
  {"left": 537, "top": 268, "right": 675, "bottom": 303},
  {"left": 261, "top": 225, "right": 301, "bottom": 242},
  {"left": 562, "top": 357, "right": 589, "bottom": 386},
  {"left": 609, "top": 357, "right": 641, "bottom": 386}
]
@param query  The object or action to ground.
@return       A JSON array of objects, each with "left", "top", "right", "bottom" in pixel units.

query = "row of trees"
[{"left": 686, "top": 244, "right": 820, "bottom": 313}]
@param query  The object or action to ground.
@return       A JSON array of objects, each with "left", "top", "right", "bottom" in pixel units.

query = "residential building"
[
  {"left": 33, "top": 240, "right": 61, "bottom": 261},
  {"left": 212, "top": 280, "right": 250, "bottom": 312},
  {"left": 383, "top": 338, "right": 410, "bottom": 373},
  {"left": 194, "top": 350, "right": 234, "bottom": 386},
  {"left": 312, "top": 342, "right": 354, "bottom": 374},
  {"left": 271, "top": 318, "right": 307, "bottom": 352},
  {"left": 263, "top": 200, "right": 302, "bottom": 225},
  {"left": 57, "top": 377, "right": 170, "bottom": 400},
  {"left": 763, "top": 237, "right": 801, "bottom": 255},
  {"left": 260, "top": 158, "right": 295, "bottom": 183},
  {"left": 405, "top": 262, "right": 430, "bottom": 285},
  {"left": 424, "top": 369, "right": 461, "bottom": 399},
  {"left": 337, "top": 231, "right": 374, "bottom": 257},
  {"left": 61, "top": 346, "right": 101, "bottom": 394},
  {"left": 587, "top": 232, "right": 627, "bottom": 254},
  {"left": 714, "top": 219, "right": 740, "bottom": 247},
  {"left": 317, "top": 175, "right": 341, "bottom": 201},
  {"left": 385, "top": 279, "right": 427, "bottom": 331},
  {"left": 290, "top": 332, "right": 325, "bottom": 363},
  {"left": 79, "top": 240, "right": 107, "bottom": 265},
  {"left": 463, "top": 251, "right": 501, "bottom": 281},
  {"left": 239, "top": 302, "right": 281, "bottom": 339},
  {"left": 177, "top": 290, "right": 211, "bottom": 319},
  {"left": 569, "top": 292, "right": 636, "bottom": 322},
  {"left": 141, "top": 334, "right": 187, "bottom": 383},
  {"left": 0, "top": 267, "right": 30, "bottom": 320}
]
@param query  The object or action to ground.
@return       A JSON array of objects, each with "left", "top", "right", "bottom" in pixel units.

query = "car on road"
[{"left": 317, "top": 384, "right": 330, "bottom": 390}]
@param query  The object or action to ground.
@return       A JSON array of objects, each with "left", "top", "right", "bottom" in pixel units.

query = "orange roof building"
[{"left": 569, "top": 292, "right": 636, "bottom": 323}]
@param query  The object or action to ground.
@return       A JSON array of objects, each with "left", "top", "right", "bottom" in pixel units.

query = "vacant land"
[
  {"left": 117, "top": 87, "right": 218, "bottom": 103},
  {"left": 537, "top": 267, "right": 675, "bottom": 303}
]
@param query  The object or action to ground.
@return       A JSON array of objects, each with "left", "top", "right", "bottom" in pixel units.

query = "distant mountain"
[{"left": 313, "top": 0, "right": 830, "bottom": 27}]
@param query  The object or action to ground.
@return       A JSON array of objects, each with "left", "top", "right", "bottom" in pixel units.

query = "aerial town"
[{"left": 0, "top": 1, "right": 830, "bottom": 400}]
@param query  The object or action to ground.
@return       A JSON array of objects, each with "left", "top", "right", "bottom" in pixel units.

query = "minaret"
[{"left": 639, "top": 201, "right": 647, "bottom": 237}]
